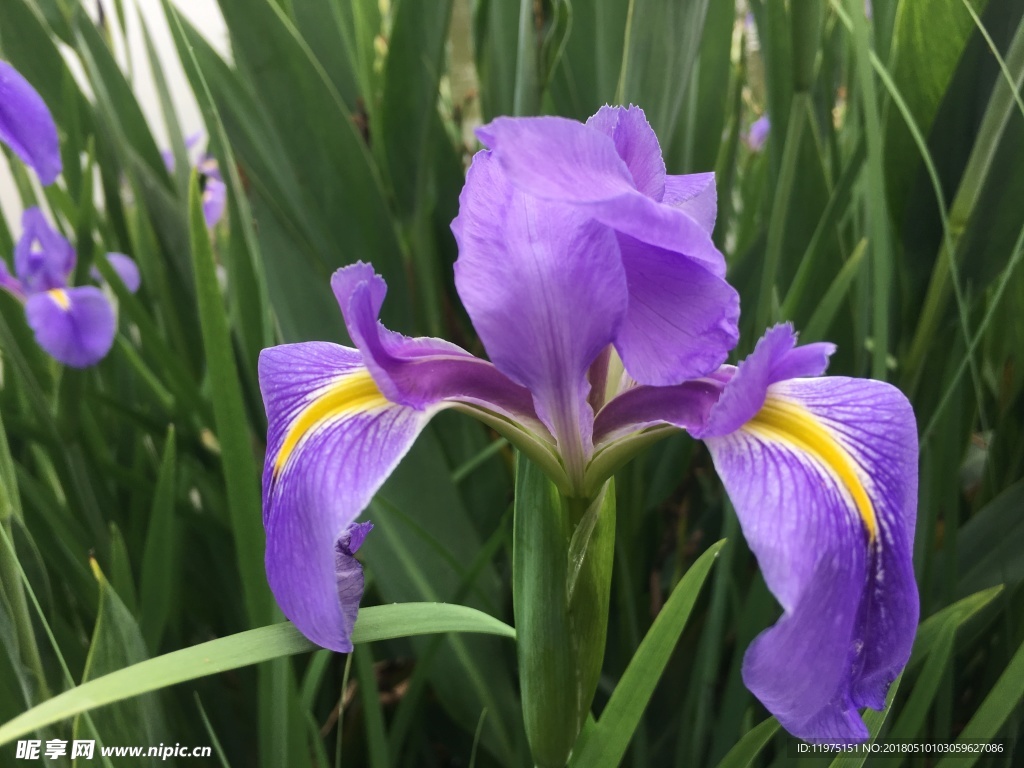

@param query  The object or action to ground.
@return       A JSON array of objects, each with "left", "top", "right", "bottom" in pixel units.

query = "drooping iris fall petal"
[
  {"left": 701, "top": 325, "right": 918, "bottom": 741},
  {"left": 24, "top": 286, "right": 116, "bottom": 368},
  {"left": 0, "top": 60, "right": 62, "bottom": 185},
  {"left": 261, "top": 265, "right": 546, "bottom": 650},
  {"left": 260, "top": 341, "right": 434, "bottom": 651}
]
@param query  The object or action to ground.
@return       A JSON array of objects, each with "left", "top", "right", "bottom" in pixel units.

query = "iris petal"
[
  {"left": 478, "top": 114, "right": 726, "bottom": 279},
  {"left": 260, "top": 342, "right": 435, "bottom": 651},
  {"left": 91, "top": 252, "right": 141, "bottom": 293},
  {"left": 24, "top": 285, "right": 116, "bottom": 367},
  {"left": 260, "top": 277, "right": 553, "bottom": 649},
  {"left": 202, "top": 177, "right": 227, "bottom": 228},
  {"left": 0, "top": 61, "right": 62, "bottom": 185},
  {"left": 694, "top": 324, "right": 836, "bottom": 439},
  {"left": 14, "top": 208, "right": 75, "bottom": 293},
  {"left": 614, "top": 234, "right": 739, "bottom": 385},
  {"left": 0, "top": 259, "right": 24, "bottom": 299},
  {"left": 331, "top": 262, "right": 542, "bottom": 428},
  {"left": 585, "top": 105, "right": 666, "bottom": 200},
  {"left": 335, "top": 521, "right": 374, "bottom": 646},
  {"left": 662, "top": 172, "right": 716, "bottom": 234},
  {"left": 476, "top": 109, "right": 737, "bottom": 388},
  {"left": 706, "top": 376, "right": 918, "bottom": 741},
  {"left": 452, "top": 151, "right": 627, "bottom": 478}
]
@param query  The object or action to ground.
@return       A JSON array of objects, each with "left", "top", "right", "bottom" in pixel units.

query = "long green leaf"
[
  {"left": 568, "top": 539, "right": 726, "bottom": 768},
  {"left": 138, "top": 427, "right": 179, "bottom": 651},
  {"left": 187, "top": 174, "right": 268, "bottom": 626},
  {"left": 712, "top": 717, "right": 780, "bottom": 768},
  {"left": 934, "top": 635, "right": 1024, "bottom": 768},
  {"left": 0, "top": 604, "right": 515, "bottom": 747}
]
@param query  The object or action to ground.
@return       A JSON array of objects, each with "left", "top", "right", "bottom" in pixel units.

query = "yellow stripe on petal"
[
  {"left": 48, "top": 288, "right": 70, "bottom": 310},
  {"left": 745, "top": 395, "right": 877, "bottom": 542},
  {"left": 273, "top": 370, "right": 389, "bottom": 478}
]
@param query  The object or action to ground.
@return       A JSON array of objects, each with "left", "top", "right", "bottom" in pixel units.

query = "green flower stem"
[
  {"left": 0, "top": 408, "right": 50, "bottom": 703},
  {"left": 513, "top": 454, "right": 615, "bottom": 767}
]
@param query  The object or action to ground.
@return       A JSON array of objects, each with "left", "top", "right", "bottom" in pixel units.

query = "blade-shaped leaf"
[
  {"left": 0, "top": 604, "right": 515, "bottom": 747},
  {"left": 569, "top": 539, "right": 726, "bottom": 768}
]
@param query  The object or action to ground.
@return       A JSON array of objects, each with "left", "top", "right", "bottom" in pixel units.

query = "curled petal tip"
[{"left": 334, "top": 521, "right": 374, "bottom": 652}]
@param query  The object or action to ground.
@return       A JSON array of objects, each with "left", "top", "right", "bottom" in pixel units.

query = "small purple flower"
[
  {"left": 162, "top": 132, "right": 227, "bottom": 228},
  {"left": 202, "top": 177, "right": 227, "bottom": 229},
  {"left": 746, "top": 115, "right": 770, "bottom": 152},
  {"left": 0, "top": 209, "right": 139, "bottom": 367},
  {"left": 257, "top": 106, "right": 918, "bottom": 745},
  {"left": 161, "top": 131, "right": 204, "bottom": 173},
  {"left": 0, "top": 60, "right": 62, "bottom": 185}
]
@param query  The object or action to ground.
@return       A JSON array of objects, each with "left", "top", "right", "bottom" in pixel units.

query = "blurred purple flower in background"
[
  {"left": 162, "top": 131, "right": 227, "bottom": 228},
  {"left": 1, "top": 209, "right": 139, "bottom": 367},
  {"left": 256, "top": 106, "right": 918, "bottom": 743},
  {"left": 745, "top": 115, "right": 770, "bottom": 152},
  {"left": 0, "top": 60, "right": 62, "bottom": 186}
]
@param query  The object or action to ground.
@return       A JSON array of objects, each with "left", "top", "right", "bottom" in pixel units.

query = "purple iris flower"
[
  {"left": 0, "top": 60, "right": 62, "bottom": 186},
  {"left": 162, "top": 132, "right": 227, "bottom": 229},
  {"left": 746, "top": 115, "right": 770, "bottom": 152},
  {"left": 257, "top": 106, "right": 917, "bottom": 743},
  {"left": 0, "top": 208, "right": 139, "bottom": 367},
  {"left": 201, "top": 176, "right": 227, "bottom": 229}
]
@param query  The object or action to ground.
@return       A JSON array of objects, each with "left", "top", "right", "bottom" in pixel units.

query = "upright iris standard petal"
[
  {"left": 0, "top": 61, "right": 62, "bottom": 185},
  {"left": 452, "top": 151, "right": 627, "bottom": 480},
  {"left": 614, "top": 234, "right": 739, "bottom": 385},
  {"left": 700, "top": 326, "right": 918, "bottom": 741},
  {"left": 662, "top": 172, "right": 717, "bottom": 234},
  {"left": 477, "top": 107, "right": 739, "bottom": 387},
  {"left": 585, "top": 105, "right": 666, "bottom": 199},
  {"left": 14, "top": 208, "right": 75, "bottom": 293},
  {"left": 24, "top": 286, "right": 116, "bottom": 367},
  {"left": 477, "top": 111, "right": 724, "bottom": 277}
]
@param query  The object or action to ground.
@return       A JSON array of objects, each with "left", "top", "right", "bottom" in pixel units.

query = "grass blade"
[
  {"left": 187, "top": 173, "right": 268, "bottom": 626},
  {"left": 934, "top": 636, "right": 1024, "bottom": 768},
  {"left": 568, "top": 539, "right": 726, "bottom": 768},
  {"left": 0, "top": 604, "right": 515, "bottom": 747},
  {"left": 712, "top": 717, "right": 780, "bottom": 768}
]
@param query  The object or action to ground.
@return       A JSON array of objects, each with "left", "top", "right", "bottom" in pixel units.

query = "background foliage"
[{"left": 1, "top": 0, "right": 1023, "bottom": 765}]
